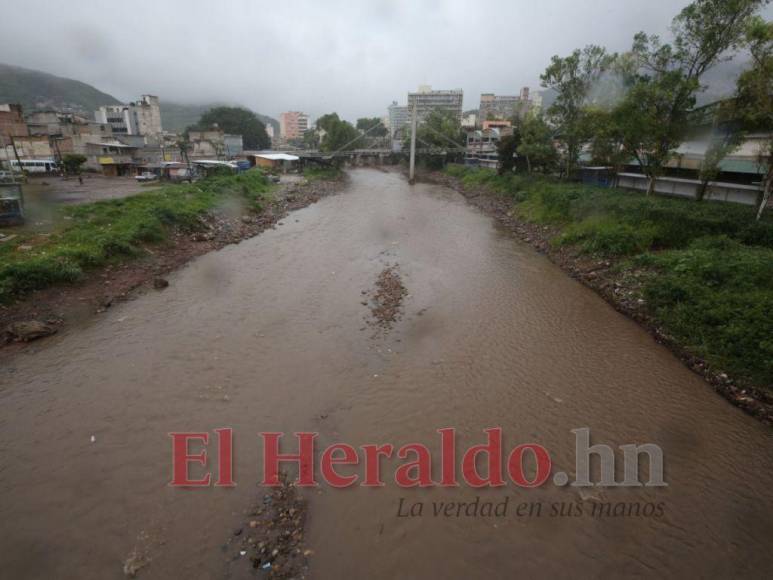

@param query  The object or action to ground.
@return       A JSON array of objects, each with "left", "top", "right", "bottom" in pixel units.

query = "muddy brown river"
[{"left": 1, "top": 169, "right": 772, "bottom": 579}]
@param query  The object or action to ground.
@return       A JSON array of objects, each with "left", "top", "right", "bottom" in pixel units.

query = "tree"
[
  {"left": 61, "top": 153, "right": 86, "bottom": 175},
  {"left": 189, "top": 106, "right": 270, "bottom": 150},
  {"left": 316, "top": 113, "right": 361, "bottom": 153},
  {"left": 496, "top": 127, "right": 521, "bottom": 175},
  {"left": 616, "top": 0, "right": 767, "bottom": 195},
  {"left": 517, "top": 115, "right": 558, "bottom": 174},
  {"left": 356, "top": 117, "right": 388, "bottom": 137},
  {"left": 733, "top": 16, "right": 773, "bottom": 218},
  {"left": 541, "top": 45, "right": 614, "bottom": 179},
  {"left": 696, "top": 100, "right": 745, "bottom": 201},
  {"left": 404, "top": 111, "right": 464, "bottom": 149}
]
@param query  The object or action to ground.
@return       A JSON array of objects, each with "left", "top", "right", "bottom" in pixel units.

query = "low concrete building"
[
  {"left": 617, "top": 173, "right": 763, "bottom": 205},
  {"left": 465, "top": 127, "right": 512, "bottom": 169},
  {"left": 85, "top": 140, "right": 137, "bottom": 176},
  {"left": 249, "top": 152, "right": 299, "bottom": 172},
  {"left": 0, "top": 135, "right": 53, "bottom": 163},
  {"left": 188, "top": 128, "right": 242, "bottom": 159}
]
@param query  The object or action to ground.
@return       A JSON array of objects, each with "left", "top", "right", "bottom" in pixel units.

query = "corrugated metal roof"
[{"left": 253, "top": 153, "right": 300, "bottom": 161}]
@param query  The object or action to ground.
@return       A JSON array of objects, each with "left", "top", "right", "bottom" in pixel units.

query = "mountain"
[
  {"left": 0, "top": 62, "right": 280, "bottom": 134},
  {"left": 0, "top": 62, "right": 121, "bottom": 114}
]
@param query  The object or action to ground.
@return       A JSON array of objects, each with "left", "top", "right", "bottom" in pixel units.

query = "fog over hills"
[{"left": 0, "top": 62, "right": 279, "bottom": 132}]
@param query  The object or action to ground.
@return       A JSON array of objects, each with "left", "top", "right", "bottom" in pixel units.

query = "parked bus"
[{"left": 9, "top": 158, "right": 60, "bottom": 174}]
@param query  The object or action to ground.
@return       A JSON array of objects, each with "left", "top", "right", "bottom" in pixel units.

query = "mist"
[{"left": 1, "top": 0, "right": 767, "bottom": 120}]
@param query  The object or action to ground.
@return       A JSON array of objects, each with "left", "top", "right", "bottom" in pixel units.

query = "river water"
[{"left": 1, "top": 169, "right": 771, "bottom": 579}]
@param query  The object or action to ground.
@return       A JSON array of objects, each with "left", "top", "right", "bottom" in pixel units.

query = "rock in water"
[
  {"left": 5, "top": 320, "right": 57, "bottom": 342},
  {"left": 153, "top": 277, "right": 169, "bottom": 290}
]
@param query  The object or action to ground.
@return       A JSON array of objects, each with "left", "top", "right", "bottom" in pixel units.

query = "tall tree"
[
  {"left": 517, "top": 115, "right": 558, "bottom": 174},
  {"left": 356, "top": 117, "right": 388, "bottom": 137},
  {"left": 316, "top": 113, "right": 361, "bottom": 153},
  {"left": 733, "top": 16, "right": 773, "bottom": 219},
  {"left": 496, "top": 131, "right": 521, "bottom": 175},
  {"left": 541, "top": 45, "right": 614, "bottom": 179},
  {"left": 615, "top": 0, "right": 767, "bottom": 195},
  {"left": 696, "top": 100, "right": 746, "bottom": 201},
  {"left": 190, "top": 106, "right": 270, "bottom": 150}
]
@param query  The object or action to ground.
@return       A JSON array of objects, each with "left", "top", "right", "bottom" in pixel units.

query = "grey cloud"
[{"left": 1, "top": 0, "right": 768, "bottom": 121}]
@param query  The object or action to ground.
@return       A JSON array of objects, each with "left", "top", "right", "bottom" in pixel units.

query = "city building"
[
  {"left": 94, "top": 95, "right": 162, "bottom": 137},
  {"left": 85, "top": 140, "right": 138, "bottom": 176},
  {"left": 0, "top": 103, "right": 29, "bottom": 145},
  {"left": 131, "top": 95, "right": 163, "bottom": 136},
  {"left": 407, "top": 86, "right": 464, "bottom": 123},
  {"left": 387, "top": 101, "right": 410, "bottom": 138},
  {"left": 94, "top": 105, "right": 132, "bottom": 135},
  {"left": 479, "top": 94, "right": 519, "bottom": 121},
  {"left": 279, "top": 111, "right": 309, "bottom": 140},
  {"left": 188, "top": 128, "right": 243, "bottom": 159},
  {"left": 461, "top": 112, "right": 477, "bottom": 129},
  {"left": 478, "top": 88, "right": 536, "bottom": 122},
  {"left": 482, "top": 119, "right": 512, "bottom": 131},
  {"left": 465, "top": 126, "right": 513, "bottom": 169}
]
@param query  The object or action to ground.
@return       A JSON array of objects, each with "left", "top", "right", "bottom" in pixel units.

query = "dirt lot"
[{"left": 18, "top": 175, "right": 159, "bottom": 231}]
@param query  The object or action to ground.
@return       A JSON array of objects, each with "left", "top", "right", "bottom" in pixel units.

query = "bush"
[
  {"left": 0, "top": 256, "right": 82, "bottom": 299},
  {"left": 642, "top": 238, "right": 773, "bottom": 385},
  {"left": 559, "top": 218, "right": 657, "bottom": 256}
]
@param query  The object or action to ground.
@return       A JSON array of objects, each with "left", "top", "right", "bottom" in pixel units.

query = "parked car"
[{"left": 135, "top": 172, "right": 158, "bottom": 182}]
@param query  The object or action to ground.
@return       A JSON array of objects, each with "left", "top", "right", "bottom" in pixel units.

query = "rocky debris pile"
[
  {"left": 227, "top": 476, "right": 310, "bottom": 579},
  {"left": 365, "top": 264, "right": 408, "bottom": 328},
  {"left": 3, "top": 319, "right": 58, "bottom": 342}
]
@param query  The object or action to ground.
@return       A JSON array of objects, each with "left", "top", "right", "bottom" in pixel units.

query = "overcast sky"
[{"left": 1, "top": 0, "right": 768, "bottom": 121}]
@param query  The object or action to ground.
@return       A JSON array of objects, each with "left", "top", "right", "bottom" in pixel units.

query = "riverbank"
[
  {"left": 0, "top": 169, "right": 346, "bottom": 349},
  {"left": 425, "top": 166, "right": 773, "bottom": 425}
]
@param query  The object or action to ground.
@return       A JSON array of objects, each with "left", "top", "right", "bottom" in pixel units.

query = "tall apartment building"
[
  {"left": 406, "top": 86, "right": 463, "bottom": 123},
  {"left": 478, "top": 88, "right": 535, "bottom": 122},
  {"left": 94, "top": 95, "right": 162, "bottom": 137},
  {"left": 479, "top": 94, "right": 520, "bottom": 121},
  {"left": 387, "top": 101, "right": 411, "bottom": 138},
  {"left": 279, "top": 111, "right": 309, "bottom": 140}
]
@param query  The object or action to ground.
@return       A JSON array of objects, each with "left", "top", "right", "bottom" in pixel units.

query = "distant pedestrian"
[{"left": 78, "top": 175, "right": 83, "bottom": 185}]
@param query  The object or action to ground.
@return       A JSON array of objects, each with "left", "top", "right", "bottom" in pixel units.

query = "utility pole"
[
  {"left": 409, "top": 101, "right": 417, "bottom": 184},
  {"left": 8, "top": 136, "right": 23, "bottom": 179}
]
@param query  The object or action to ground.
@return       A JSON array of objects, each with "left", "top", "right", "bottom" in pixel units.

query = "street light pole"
[{"left": 409, "top": 101, "right": 417, "bottom": 184}]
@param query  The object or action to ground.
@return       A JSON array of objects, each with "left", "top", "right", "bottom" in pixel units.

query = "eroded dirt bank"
[
  {"left": 0, "top": 175, "right": 346, "bottom": 352},
  {"left": 423, "top": 169, "right": 773, "bottom": 425}
]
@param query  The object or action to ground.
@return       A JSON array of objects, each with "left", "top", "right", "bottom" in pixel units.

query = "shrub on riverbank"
[
  {"left": 0, "top": 170, "right": 273, "bottom": 302},
  {"left": 444, "top": 165, "right": 773, "bottom": 389}
]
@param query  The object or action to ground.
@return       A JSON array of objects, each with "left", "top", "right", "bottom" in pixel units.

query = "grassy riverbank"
[
  {"left": 0, "top": 171, "right": 273, "bottom": 303},
  {"left": 444, "top": 165, "right": 773, "bottom": 391}
]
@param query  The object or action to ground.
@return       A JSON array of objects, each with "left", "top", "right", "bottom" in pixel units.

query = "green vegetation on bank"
[
  {"left": 0, "top": 171, "right": 273, "bottom": 303},
  {"left": 445, "top": 165, "right": 773, "bottom": 388}
]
